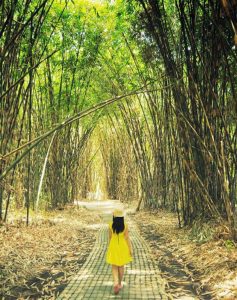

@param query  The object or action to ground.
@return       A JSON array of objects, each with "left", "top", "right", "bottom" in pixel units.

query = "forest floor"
[
  {"left": 0, "top": 203, "right": 237, "bottom": 299},
  {"left": 134, "top": 209, "right": 237, "bottom": 300},
  {"left": 0, "top": 205, "right": 100, "bottom": 299}
]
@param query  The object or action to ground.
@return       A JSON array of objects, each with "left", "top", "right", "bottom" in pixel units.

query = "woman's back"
[{"left": 106, "top": 221, "right": 132, "bottom": 266}]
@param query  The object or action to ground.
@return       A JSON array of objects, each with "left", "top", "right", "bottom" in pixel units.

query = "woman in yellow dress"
[{"left": 106, "top": 209, "right": 133, "bottom": 295}]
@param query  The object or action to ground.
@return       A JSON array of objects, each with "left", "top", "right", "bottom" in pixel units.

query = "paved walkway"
[{"left": 58, "top": 201, "right": 168, "bottom": 299}]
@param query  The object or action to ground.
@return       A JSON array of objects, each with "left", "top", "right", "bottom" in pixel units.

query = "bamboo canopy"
[{"left": 0, "top": 0, "right": 236, "bottom": 239}]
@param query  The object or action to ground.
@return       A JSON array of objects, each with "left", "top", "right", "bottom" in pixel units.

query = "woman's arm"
[{"left": 124, "top": 226, "right": 133, "bottom": 256}]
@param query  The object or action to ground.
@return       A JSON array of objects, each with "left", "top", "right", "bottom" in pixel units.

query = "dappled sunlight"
[
  {"left": 75, "top": 274, "right": 94, "bottom": 280},
  {"left": 127, "top": 269, "right": 156, "bottom": 275},
  {"left": 86, "top": 223, "right": 102, "bottom": 230},
  {"left": 214, "top": 275, "right": 237, "bottom": 298},
  {"left": 101, "top": 281, "right": 114, "bottom": 286}
]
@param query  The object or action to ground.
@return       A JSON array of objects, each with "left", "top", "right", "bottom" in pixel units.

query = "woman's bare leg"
[
  {"left": 112, "top": 265, "right": 120, "bottom": 294},
  {"left": 112, "top": 265, "right": 119, "bottom": 285},
  {"left": 118, "top": 266, "right": 124, "bottom": 287}
]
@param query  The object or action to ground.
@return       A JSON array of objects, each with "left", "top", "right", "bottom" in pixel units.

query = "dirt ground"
[
  {"left": 0, "top": 206, "right": 101, "bottom": 299},
  {"left": 133, "top": 210, "right": 237, "bottom": 300},
  {"left": 1, "top": 205, "right": 236, "bottom": 300}
]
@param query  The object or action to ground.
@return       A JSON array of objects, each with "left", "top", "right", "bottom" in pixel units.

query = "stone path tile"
[{"left": 58, "top": 219, "right": 168, "bottom": 299}]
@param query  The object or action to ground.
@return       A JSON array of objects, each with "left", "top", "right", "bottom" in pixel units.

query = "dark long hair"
[{"left": 112, "top": 216, "right": 125, "bottom": 234}]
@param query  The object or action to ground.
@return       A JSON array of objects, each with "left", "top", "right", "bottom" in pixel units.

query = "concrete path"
[{"left": 58, "top": 201, "right": 168, "bottom": 299}]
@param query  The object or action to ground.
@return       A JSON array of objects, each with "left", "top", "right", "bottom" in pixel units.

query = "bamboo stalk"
[{"left": 35, "top": 131, "right": 57, "bottom": 211}]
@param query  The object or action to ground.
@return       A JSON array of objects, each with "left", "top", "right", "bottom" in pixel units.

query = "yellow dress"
[{"left": 106, "top": 221, "right": 133, "bottom": 266}]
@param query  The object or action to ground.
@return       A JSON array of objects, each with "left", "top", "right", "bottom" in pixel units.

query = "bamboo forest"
[{"left": 0, "top": 0, "right": 237, "bottom": 299}]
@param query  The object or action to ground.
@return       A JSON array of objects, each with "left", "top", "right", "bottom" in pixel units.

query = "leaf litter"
[
  {"left": 0, "top": 205, "right": 101, "bottom": 299},
  {"left": 133, "top": 210, "right": 237, "bottom": 300}
]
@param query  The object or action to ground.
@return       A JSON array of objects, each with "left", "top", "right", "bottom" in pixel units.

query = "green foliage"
[
  {"left": 2, "top": 0, "right": 236, "bottom": 232},
  {"left": 189, "top": 221, "right": 215, "bottom": 244},
  {"left": 224, "top": 240, "right": 236, "bottom": 251}
]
